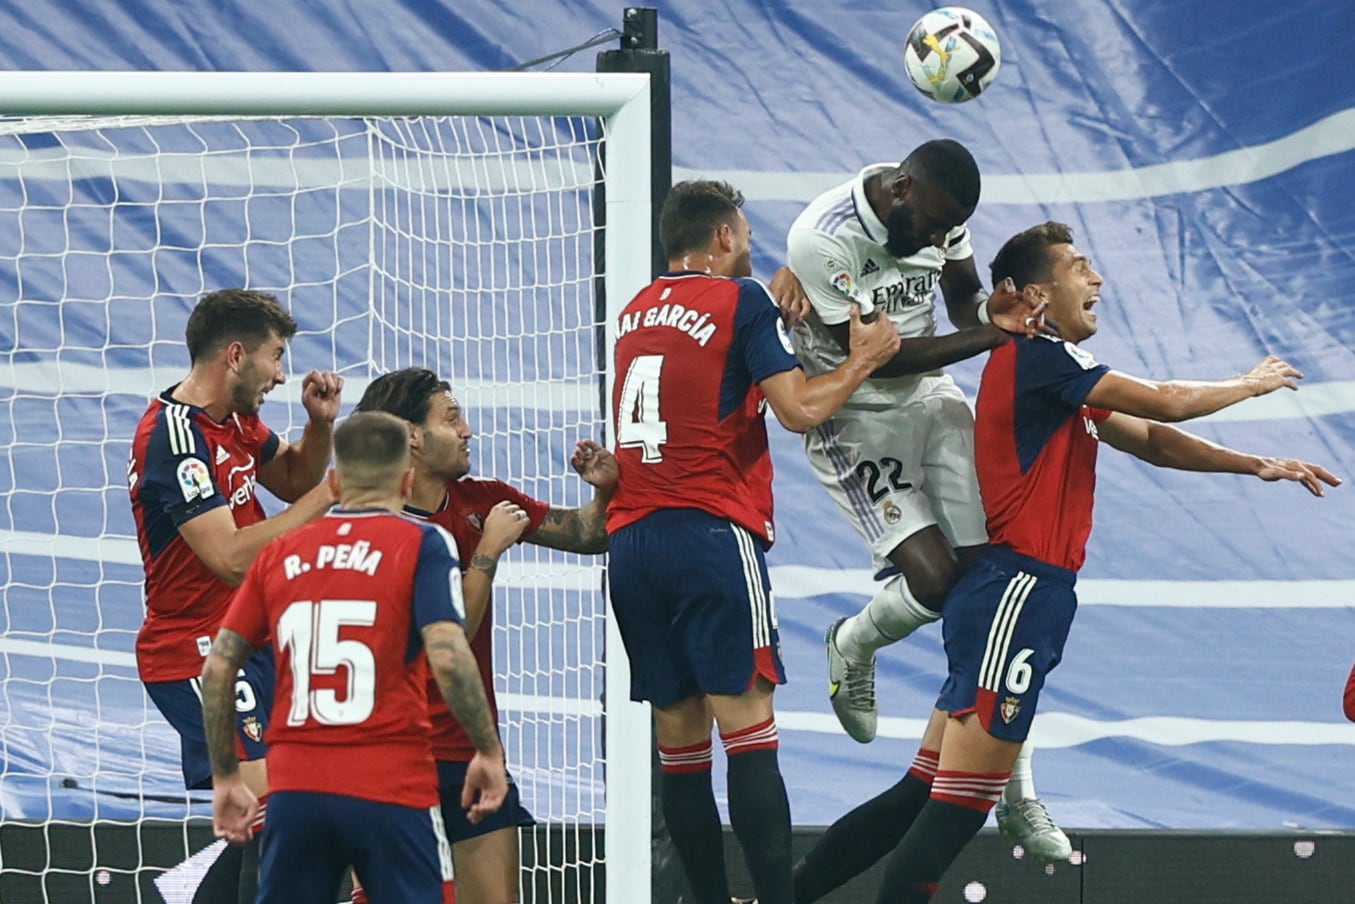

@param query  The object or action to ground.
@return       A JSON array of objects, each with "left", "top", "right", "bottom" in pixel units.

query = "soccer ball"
[{"left": 903, "top": 7, "right": 1002, "bottom": 104}]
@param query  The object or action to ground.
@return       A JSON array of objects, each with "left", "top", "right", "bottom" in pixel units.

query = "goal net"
[{"left": 0, "top": 72, "right": 651, "bottom": 903}]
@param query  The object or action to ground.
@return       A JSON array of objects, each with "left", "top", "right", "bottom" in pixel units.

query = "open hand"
[
  {"left": 1255, "top": 457, "right": 1341, "bottom": 497},
  {"left": 1241, "top": 355, "right": 1303, "bottom": 396},
  {"left": 987, "top": 278, "right": 1047, "bottom": 338}
]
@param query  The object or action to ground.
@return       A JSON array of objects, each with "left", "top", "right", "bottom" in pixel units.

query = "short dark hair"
[
  {"left": 659, "top": 180, "right": 745, "bottom": 259},
  {"left": 184, "top": 289, "right": 297, "bottom": 363},
  {"left": 355, "top": 367, "right": 451, "bottom": 426},
  {"left": 333, "top": 410, "right": 411, "bottom": 491},
  {"left": 989, "top": 221, "right": 1076, "bottom": 289},
  {"left": 901, "top": 139, "right": 981, "bottom": 210}
]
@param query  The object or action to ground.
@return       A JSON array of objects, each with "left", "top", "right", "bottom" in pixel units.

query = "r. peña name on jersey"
[
  {"left": 282, "top": 540, "right": 383, "bottom": 579},
  {"left": 617, "top": 297, "right": 718, "bottom": 347}
]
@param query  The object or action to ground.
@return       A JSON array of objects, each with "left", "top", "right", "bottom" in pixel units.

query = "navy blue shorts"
[
  {"left": 437, "top": 760, "right": 534, "bottom": 844},
  {"left": 936, "top": 546, "right": 1078, "bottom": 742},
  {"left": 258, "top": 790, "right": 451, "bottom": 904},
  {"left": 144, "top": 648, "right": 275, "bottom": 789},
  {"left": 608, "top": 509, "right": 786, "bottom": 707}
]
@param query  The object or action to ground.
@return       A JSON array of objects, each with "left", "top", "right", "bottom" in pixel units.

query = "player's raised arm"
[
  {"left": 1083, "top": 356, "right": 1303, "bottom": 423},
  {"left": 760, "top": 304, "right": 900, "bottom": 432},
  {"left": 256, "top": 369, "right": 344, "bottom": 502},
  {"left": 177, "top": 480, "right": 337, "bottom": 586},
  {"left": 459, "top": 500, "right": 531, "bottom": 639},
  {"left": 525, "top": 440, "right": 618, "bottom": 555}
]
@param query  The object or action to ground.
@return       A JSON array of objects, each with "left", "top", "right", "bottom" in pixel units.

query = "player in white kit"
[{"left": 778, "top": 141, "right": 1071, "bottom": 896}]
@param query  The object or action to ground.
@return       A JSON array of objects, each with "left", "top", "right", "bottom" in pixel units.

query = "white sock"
[
  {"left": 1005, "top": 742, "right": 1037, "bottom": 802},
  {"left": 835, "top": 575, "right": 938, "bottom": 662}
]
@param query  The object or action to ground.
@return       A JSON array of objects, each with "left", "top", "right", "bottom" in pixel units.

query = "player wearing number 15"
[
  {"left": 606, "top": 180, "right": 899, "bottom": 904},
  {"left": 202, "top": 411, "right": 508, "bottom": 904}
]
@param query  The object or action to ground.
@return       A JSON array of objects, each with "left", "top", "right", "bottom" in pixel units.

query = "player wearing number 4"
[
  {"left": 203, "top": 411, "right": 509, "bottom": 904},
  {"left": 355, "top": 366, "right": 619, "bottom": 904},
  {"left": 128, "top": 289, "right": 343, "bottom": 902},
  {"left": 868, "top": 221, "right": 1339, "bottom": 902},
  {"left": 606, "top": 180, "right": 901, "bottom": 904}
]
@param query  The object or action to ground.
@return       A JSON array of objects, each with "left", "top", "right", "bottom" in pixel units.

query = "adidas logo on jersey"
[
  {"left": 215, "top": 446, "right": 230, "bottom": 465},
  {"left": 860, "top": 258, "right": 879, "bottom": 277}
]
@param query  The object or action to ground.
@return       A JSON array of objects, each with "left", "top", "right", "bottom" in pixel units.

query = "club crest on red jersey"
[{"left": 241, "top": 716, "right": 263, "bottom": 743}]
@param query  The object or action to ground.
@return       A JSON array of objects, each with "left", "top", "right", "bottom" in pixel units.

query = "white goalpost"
[{"left": 0, "top": 71, "right": 651, "bottom": 903}]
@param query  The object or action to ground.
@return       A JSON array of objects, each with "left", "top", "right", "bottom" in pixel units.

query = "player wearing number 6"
[
  {"left": 202, "top": 411, "right": 508, "bottom": 903},
  {"left": 869, "top": 221, "right": 1339, "bottom": 902},
  {"left": 606, "top": 180, "right": 899, "bottom": 904}
]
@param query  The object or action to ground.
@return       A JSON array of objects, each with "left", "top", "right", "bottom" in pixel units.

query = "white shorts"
[{"left": 803, "top": 375, "right": 987, "bottom": 575}]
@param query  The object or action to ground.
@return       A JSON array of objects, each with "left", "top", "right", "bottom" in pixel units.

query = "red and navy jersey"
[
  {"left": 222, "top": 509, "right": 466, "bottom": 808},
  {"left": 128, "top": 388, "right": 279, "bottom": 682},
  {"left": 975, "top": 335, "right": 1112, "bottom": 572},
  {"left": 405, "top": 477, "right": 550, "bottom": 763},
  {"left": 607, "top": 272, "right": 801, "bottom": 544}
]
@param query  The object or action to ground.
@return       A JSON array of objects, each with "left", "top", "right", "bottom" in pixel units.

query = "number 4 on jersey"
[{"left": 618, "top": 354, "right": 669, "bottom": 463}]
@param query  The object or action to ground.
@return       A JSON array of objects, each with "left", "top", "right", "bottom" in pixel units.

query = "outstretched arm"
[
  {"left": 1084, "top": 356, "right": 1302, "bottom": 423},
  {"left": 1097, "top": 412, "right": 1340, "bottom": 497},
  {"left": 525, "top": 441, "right": 619, "bottom": 554}
]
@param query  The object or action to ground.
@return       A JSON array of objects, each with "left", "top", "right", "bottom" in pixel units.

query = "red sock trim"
[
  {"left": 720, "top": 717, "right": 778, "bottom": 756},
  {"left": 658, "top": 738, "right": 714, "bottom": 774},
  {"left": 930, "top": 769, "right": 1010, "bottom": 813},
  {"left": 908, "top": 747, "right": 940, "bottom": 783}
]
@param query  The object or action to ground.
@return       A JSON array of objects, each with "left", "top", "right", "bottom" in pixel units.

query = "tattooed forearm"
[
  {"left": 202, "top": 629, "right": 254, "bottom": 778},
  {"left": 530, "top": 505, "right": 608, "bottom": 554},
  {"left": 424, "top": 623, "right": 503, "bottom": 757},
  {"left": 469, "top": 554, "right": 498, "bottom": 578}
]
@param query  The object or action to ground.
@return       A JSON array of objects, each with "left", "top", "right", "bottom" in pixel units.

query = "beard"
[{"left": 883, "top": 204, "right": 924, "bottom": 258}]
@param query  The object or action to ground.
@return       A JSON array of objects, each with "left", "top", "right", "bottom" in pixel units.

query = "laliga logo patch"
[
  {"left": 1000, "top": 695, "right": 1021, "bottom": 724},
  {"left": 775, "top": 318, "right": 795, "bottom": 354},
  {"left": 176, "top": 458, "right": 215, "bottom": 503},
  {"left": 830, "top": 270, "right": 855, "bottom": 298}
]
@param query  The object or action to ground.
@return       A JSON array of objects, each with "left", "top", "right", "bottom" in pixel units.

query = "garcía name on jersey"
[{"left": 616, "top": 292, "right": 718, "bottom": 347}]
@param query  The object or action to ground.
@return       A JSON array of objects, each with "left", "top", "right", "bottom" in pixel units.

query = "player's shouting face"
[
  {"left": 230, "top": 330, "right": 287, "bottom": 416},
  {"left": 417, "top": 390, "right": 475, "bottom": 481},
  {"left": 1030, "top": 243, "right": 1104, "bottom": 344}
]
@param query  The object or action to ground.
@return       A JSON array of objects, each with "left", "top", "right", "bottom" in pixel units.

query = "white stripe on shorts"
[
  {"left": 815, "top": 420, "right": 884, "bottom": 540},
  {"left": 979, "top": 571, "right": 1036, "bottom": 693},
  {"left": 731, "top": 524, "right": 770, "bottom": 648},
  {"left": 429, "top": 804, "right": 454, "bottom": 881}
]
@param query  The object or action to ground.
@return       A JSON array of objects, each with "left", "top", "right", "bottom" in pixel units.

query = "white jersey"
[{"left": 786, "top": 163, "right": 973, "bottom": 406}]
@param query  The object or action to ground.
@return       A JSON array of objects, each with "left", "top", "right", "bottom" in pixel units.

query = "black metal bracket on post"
[{"left": 596, "top": 6, "right": 672, "bottom": 279}]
